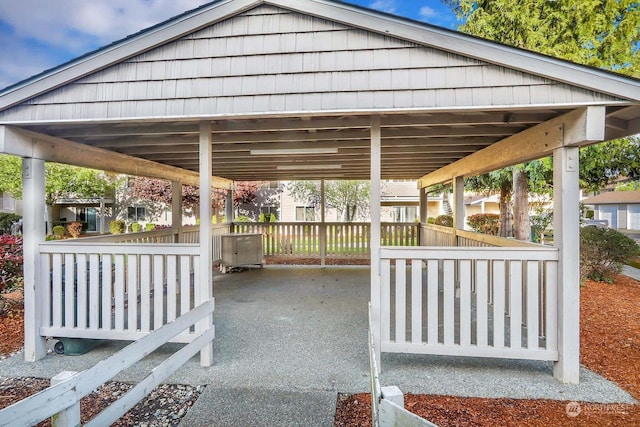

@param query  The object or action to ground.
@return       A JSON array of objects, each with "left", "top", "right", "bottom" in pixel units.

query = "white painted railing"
[
  {"left": 0, "top": 300, "right": 215, "bottom": 427},
  {"left": 233, "top": 222, "right": 417, "bottom": 258},
  {"left": 379, "top": 246, "right": 559, "bottom": 361},
  {"left": 39, "top": 242, "right": 201, "bottom": 343}
]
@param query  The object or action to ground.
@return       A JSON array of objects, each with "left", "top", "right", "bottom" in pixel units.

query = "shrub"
[
  {"left": 145, "top": 223, "right": 156, "bottom": 231},
  {"left": 580, "top": 227, "right": 640, "bottom": 283},
  {"left": 0, "top": 235, "right": 23, "bottom": 291},
  {"left": 427, "top": 217, "right": 436, "bottom": 224},
  {"left": 66, "top": 221, "right": 83, "bottom": 238},
  {"left": 269, "top": 213, "right": 277, "bottom": 222},
  {"left": 52, "top": 225, "right": 66, "bottom": 238},
  {"left": 131, "top": 222, "right": 142, "bottom": 233},
  {"left": 434, "top": 215, "right": 453, "bottom": 227},
  {"left": 467, "top": 213, "right": 500, "bottom": 235},
  {"left": 234, "top": 215, "right": 251, "bottom": 223},
  {"left": 259, "top": 213, "right": 267, "bottom": 222},
  {"left": 109, "top": 220, "right": 126, "bottom": 235},
  {"left": 0, "top": 213, "right": 21, "bottom": 234}
]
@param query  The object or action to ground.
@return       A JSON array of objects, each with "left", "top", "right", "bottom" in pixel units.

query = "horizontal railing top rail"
[
  {"left": 380, "top": 245, "right": 558, "bottom": 260},
  {"left": 421, "top": 223, "right": 547, "bottom": 248},
  {"left": 40, "top": 241, "right": 199, "bottom": 255}
]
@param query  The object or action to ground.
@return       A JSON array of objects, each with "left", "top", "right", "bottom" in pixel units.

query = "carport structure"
[{"left": 1, "top": 0, "right": 640, "bottom": 384}]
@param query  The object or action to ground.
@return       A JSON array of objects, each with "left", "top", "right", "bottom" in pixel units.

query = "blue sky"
[{"left": 0, "top": 0, "right": 459, "bottom": 91}]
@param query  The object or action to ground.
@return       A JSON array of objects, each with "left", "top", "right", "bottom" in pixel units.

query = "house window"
[
  {"left": 128, "top": 206, "right": 146, "bottom": 222},
  {"left": 295, "top": 206, "right": 315, "bottom": 222},
  {"left": 392, "top": 206, "right": 418, "bottom": 222}
]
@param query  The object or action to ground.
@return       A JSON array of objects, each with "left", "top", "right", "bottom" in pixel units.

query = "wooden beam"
[
  {"left": 48, "top": 111, "right": 554, "bottom": 139},
  {"left": 0, "top": 126, "right": 232, "bottom": 190},
  {"left": 418, "top": 107, "right": 606, "bottom": 188}
]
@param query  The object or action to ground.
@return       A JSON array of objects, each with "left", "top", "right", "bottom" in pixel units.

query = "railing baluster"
[
  {"left": 510, "top": 260, "right": 523, "bottom": 349},
  {"left": 527, "top": 261, "right": 540, "bottom": 350},
  {"left": 166, "top": 255, "right": 177, "bottom": 323},
  {"left": 443, "top": 260, "right": 455, "bottom": 345},
  {"left": 395, "top": 259, "right": 406, "bottom": 343},
  {"left": 89, "top": 254, "right": 100, "bottom": 330},
  {"left": 476, "top": 260, "right": 489, "bottom": 347},
  {"left": 114, "top": 254, "right": 125, "bottom": 331},
  {"left": 460, "top": 259, "right": 471, "bottom": 346},
  {"left": 179, "top": 255, "right": 190, "bottom": 316},
  {"left": 52, "top": 254, "right": 63, "bottom": 328},
  {"left": 101, "top": 254, "right": 113, "bottom": 330},
  {"left": 41, "top": 254, "right": 51, "bottom": 328},
  {"left": 381, "top": 258, "right": 391, "bottom": 344},
  {"left": 153, "top": 255, "right": 164, "bottom": 330},
  {"left": 427, "top": 259, "right": 439, "bottom": 345},
  {"left": 140, "top": 255, "right": 151, "bottom": 332},
  {"left": 127, "top": 255, "right": 138, "bottom": 332},
  {"left": 76, "top": 254, "right": 87, "bottom": 329},
  {"left": 411, "top": 259, "right": 422, "bottom": 344},
  {"left": 493, "top": 260, "right": 506, "bottom": 348},
  {"left": 64, "top": 253, "right": 75, "bottom": 328}
]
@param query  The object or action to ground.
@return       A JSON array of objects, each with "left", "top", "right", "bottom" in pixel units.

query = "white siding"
[
  {"left": 629, "top": 205, "right": 640, "bottom": 230},
  {"left": 0, "top": 5, "right": 623, "bottom": 122}
]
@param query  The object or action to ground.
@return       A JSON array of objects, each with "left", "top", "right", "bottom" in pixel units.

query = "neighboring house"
[
  {"left": 277, "top": 180, "right": 442, "bottom": 222},
  {"left": 0, "top": 192, "right": 21, "bottom": 215},
  {"left": 582, "top": 190, "right": 640, "bottom": 230},
  {"left": 464, "top": 194, "right": 500, "bottom": 217}
]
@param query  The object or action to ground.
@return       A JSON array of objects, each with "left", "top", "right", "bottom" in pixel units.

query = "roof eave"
[{"left": 2, "top": 0, "right": 640, "bottom": 114}]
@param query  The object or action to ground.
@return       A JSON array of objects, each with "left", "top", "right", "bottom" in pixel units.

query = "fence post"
[{"left": 51, "top": 371, "right": 80, "bottom": 427}]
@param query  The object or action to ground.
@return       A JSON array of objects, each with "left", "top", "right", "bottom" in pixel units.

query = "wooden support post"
[
  {"left": 225, "top": 184, "right": 233, "bottom": 224},
  {"left": 419, "top": 188, "right": 428, "bottom": 224},
  {"left": 370, "top": 116, "right": 382, "bottom": 366},
  {"left": 51, "top": 371, "right": 80, "bottom": 427},
  {"left": 320, "top": 179, "right": 326, "bottom": 266},
  {"left": 453, "top": 176, "right": 465, "bottom": 231},
  {"left": 171, "top": 180, "right": 182, "bottom": 242},
  {"left": 553, "top": 146, "right": 581, "bottom": 384},
  {"left": 22, "top": 158, "right": 47, "bottom": 362},
  {"left": 198, "top": 121, "right": 214, "bottom": 367},
  {"left": 99, "top": 197, "right": 105, "bottom": 234}
]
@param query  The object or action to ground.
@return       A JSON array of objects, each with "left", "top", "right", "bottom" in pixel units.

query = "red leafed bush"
[
  {"left": 66, "top": 221, "right": 83, "bottom": 238},
  {"left": 0, "top": 235, "right": 23, "bottom": 291}
]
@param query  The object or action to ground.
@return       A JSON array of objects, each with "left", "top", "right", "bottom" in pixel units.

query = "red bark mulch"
[{"left": 334, "top": 274, "right": 640, "bottom": 426}]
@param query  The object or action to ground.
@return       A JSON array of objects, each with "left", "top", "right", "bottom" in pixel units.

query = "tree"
[
  {"left": 444, "top": 0, "right": 640, "bottom": 77},
  {"left": 465, "top": 170, "right": 513, "bottom": 237},
  {"left": 287, "top": 180, "right": 371, "bottom": 222},
  {"left": 0, "top": 154, "right": 113, "bottom": 205},
  {"left": 127, "top": 177, "right": 264, "bottom": 221},
  {"left": 0, "top": 154, "right": 114, "bottom": 232},
  {"left": 444, "top": 0, "right": 640, "bottom": 238}
]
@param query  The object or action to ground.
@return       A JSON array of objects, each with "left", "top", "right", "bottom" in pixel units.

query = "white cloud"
[
  {"left": 0, "top": 0, "right": 210, "bottom": 51},
  {"left": 368, "top": 0, "right": 397, "bottom": 13},
  {"left": 0, "top": 0, "right": 211, "bottom": 88},
  {"left": 419, "top": 6, "right": 438, "bottom": 19}
]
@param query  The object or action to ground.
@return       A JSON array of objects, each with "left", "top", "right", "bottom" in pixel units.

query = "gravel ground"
[{"left": 0, "top": 376, "right": 204, "bottom": 426}]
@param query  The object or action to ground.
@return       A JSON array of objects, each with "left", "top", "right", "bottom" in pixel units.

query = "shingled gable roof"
[
  {"left": 2, "top": 0, "right": 640, "bottom": 112},
  {"left": 583, "top": 190, "right": 640, "bottom": 205}
]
